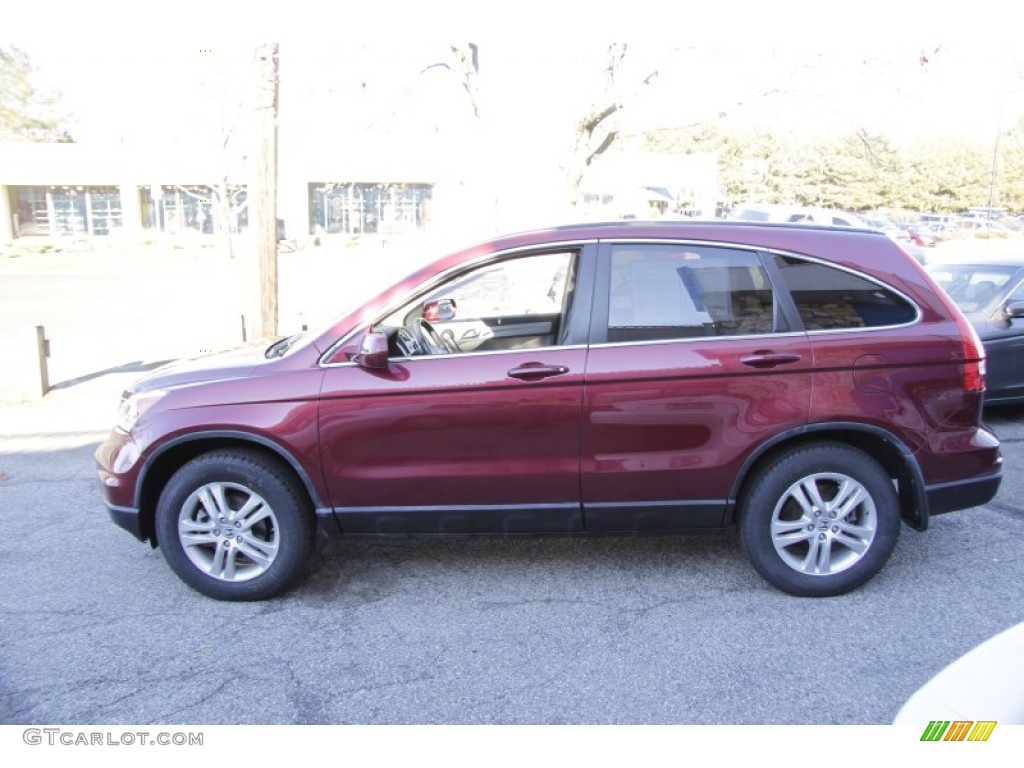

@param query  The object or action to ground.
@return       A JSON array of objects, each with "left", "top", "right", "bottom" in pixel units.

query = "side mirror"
[
  {"left": 353, "top": 332, "right": 389, "bottom": 369},
  {"left": 423, "top": 298, "right": 457, "bottom": 322},
  {"left": 1005, "top": 301, "right": 1024, "bottom": 320}
]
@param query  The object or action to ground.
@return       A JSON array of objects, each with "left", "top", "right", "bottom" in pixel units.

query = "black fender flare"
[{"left": 136, "top": 429, "right": 330, "bottom": 515}]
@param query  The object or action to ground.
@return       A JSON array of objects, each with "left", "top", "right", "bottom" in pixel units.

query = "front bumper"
[
  {"left": 106, "top": 503, "right": 146, "bottom": 541},
  {"left": 95, "top": 429, "right": 148, "bottom": 541}
]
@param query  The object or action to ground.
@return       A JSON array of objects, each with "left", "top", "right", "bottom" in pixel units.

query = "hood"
[{"left": 129, "top": 343, "right": 273, "bottom": 394}]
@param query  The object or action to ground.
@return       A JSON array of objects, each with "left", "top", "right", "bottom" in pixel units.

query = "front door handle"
[
  {"left": 507, "top": 363, "right": 570, "bottom": 381},
  {"left": 740, "top": 351, "right": 803, "bottom": 368}
]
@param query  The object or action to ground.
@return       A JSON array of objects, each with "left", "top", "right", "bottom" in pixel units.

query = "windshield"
[{"left": 926, "top": 264, "right": 1017, "bottom": 313}]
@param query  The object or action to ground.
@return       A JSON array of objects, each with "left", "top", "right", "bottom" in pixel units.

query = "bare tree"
[
  {"left": 566, "top": 44, "right": 658, "bottom": 205},
  {"left": 422, "top": 44, "right": 481, "bottom": 118}
]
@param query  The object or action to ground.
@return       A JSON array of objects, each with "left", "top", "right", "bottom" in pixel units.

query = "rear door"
[{"left": 581, "top": 241, "right": 813, "bottom": 531}]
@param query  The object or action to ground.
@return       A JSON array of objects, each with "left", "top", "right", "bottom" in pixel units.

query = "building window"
[
  {"left": 12, "top": 186, "right": 49, "bottom": 236},
  {"left": 11, "top": 185, "right": 122, "bottom": 237},
  {"left": 144, "top": 185, "right": 247, "bottom": 235},
  {"left": 89, "top": 188, "right": 122, "bottom": 235},
  {"left": 309, "top": 182, "right": 432, "bottom": 236}
]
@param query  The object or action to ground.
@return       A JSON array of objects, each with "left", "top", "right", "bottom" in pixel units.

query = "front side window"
[
  {"left": 773, "top": 255, "right": 917, "bottom": 330},
  {"left": 606, "top": 245, "right": 775, "bottom": 342},
  {"left": 376, "top": 251, "right": 576, "bottom": 356}
]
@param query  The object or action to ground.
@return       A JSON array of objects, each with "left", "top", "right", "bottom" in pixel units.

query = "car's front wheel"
[
  {"left": 739, "top": 443, "right": 900, "bottom": 597},
  {"left": 155, "top": 449, "right": 315, "bottom": 601}
]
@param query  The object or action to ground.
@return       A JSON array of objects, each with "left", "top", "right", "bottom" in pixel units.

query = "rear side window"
[
  {"left": 773, "top": 255, "right": 917, "bottom": 330},
  {"left": 607, "top": 245, "right": 775, "bottom": 342}
]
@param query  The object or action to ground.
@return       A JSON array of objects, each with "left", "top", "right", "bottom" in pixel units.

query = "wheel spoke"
[
  {"left": 772, "top": 512, "right": 814, "bottom": 548},
  {"left": 208, "top": 543, "right": 228, "bottom": 577},
  {"left": 800, "top": 478, "right": 828, "bottom": 512},
  {"left": 198, "top": 482, "right": 230, "bottom": 522},
  {"left": 237, "top": 536, "right": 276, "bottom": 569},
  {"left": 772, "top": 516, "right": 812, "bottom": 536},
  {"left": 181, "top": 531, "right": 219, "bottom": 546},
  {"left": 837, "top": 519, "right": 874, "bottom": 537},
  {"left": 834, "top": 484, "right": 867, "bottom": 520},
  {"left": 832, "top": 530, "right": 869, "bottom": 555},
  {"left": 198, "top": 493, "right": 219, "bottom": 521},
  {"left": 181, "top": 506, "right": 222, "bottom": 549},
  {"left": 774, "top": 528, "right": 815, "bottom": 548},
  {"left": 813, "top": 537, "right": 832, "bottom": 573},
  {"left": 799, "top": 536, "right": 820, "bottom": 573},
  {"left": 797, "top": 535, "right": 833, "bottom": 574},
  {"left": 787, "top": 484, "right": 815, "bottom": 516},
  {"left": 222, "top": 546, "right": 240, "bottom": 580},
  {"left": 211, "top": 483, "right": 231, "bottom": 518},
  {"left": 180, "top": 519, "right": 215, "bottom": 534},
  {"left": 236, "top": 501, "right": 272, "bottom": 532},
  {"left": 230, "top": 494, "right": 260, "bottom": 523}
]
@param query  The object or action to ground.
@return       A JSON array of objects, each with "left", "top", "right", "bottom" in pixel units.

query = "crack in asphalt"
[{"left": 151, "top": 674, "right": 242, "bottom": 723}]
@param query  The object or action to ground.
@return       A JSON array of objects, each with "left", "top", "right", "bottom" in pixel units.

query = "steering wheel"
[{"left": 411, "top": 318, "right": 452, "bottom": 355}]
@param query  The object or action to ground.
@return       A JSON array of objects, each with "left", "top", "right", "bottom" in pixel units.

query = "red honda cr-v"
[{"left": 95, "top": 221, "right": 1002, "bottom": 600}]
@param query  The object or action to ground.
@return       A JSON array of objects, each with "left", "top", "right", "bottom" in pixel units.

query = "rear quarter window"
[{"left": 773, "top": 255, "right": 917, "bottom": 330}]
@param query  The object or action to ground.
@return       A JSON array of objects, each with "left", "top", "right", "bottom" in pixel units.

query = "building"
[{"left": 0, "top": 140, "right": 441, "bottom": 244}]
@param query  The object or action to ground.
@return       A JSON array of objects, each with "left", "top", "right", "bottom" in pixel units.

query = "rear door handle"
[
  {"left": 740, "top": 352, "right": 803, "bottom": 368},
  {"left": 507, "top": 364, "right": 570, "bottom": 381}
]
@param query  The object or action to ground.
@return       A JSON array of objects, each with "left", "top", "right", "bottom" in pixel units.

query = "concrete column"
[{"left": 0, "top": 185, "right": 14, "bottom": 241}]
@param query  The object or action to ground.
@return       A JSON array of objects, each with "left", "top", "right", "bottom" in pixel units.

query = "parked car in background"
[
  {"left": 904, "top": 225, "right": 939, "bottom": 247},
  {"left": 728, "top": 204, "right": 868, "bottom": 228},
  {"left": 95, "top": 221, "right": 1002, "bottom": 601},
  {"left": 926, "top": 258, "right": 1024, "bottom": 405}
]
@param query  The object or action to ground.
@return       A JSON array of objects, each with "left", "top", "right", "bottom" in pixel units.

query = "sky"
[{"left": 6, "top": 1, "right": 1024, "bottom": 149}]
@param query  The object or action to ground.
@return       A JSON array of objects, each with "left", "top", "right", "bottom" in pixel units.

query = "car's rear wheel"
[
  {"left": 739, "top": 443, "right": 900, "bottom": 597},
  {"left": 155, "top": 449, "right": 315, "bottom": 601}
]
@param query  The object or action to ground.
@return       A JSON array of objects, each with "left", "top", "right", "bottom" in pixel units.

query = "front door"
[{"left": 318, "top": 247, "right": 594, "bottom": 535}]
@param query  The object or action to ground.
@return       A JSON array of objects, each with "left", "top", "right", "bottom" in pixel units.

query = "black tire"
[
  {"left": 738, "top": 443, "right": 900, "bottom": 597},
  {"left": 155, "top": 449, "right": 315, "bottom": 601}
]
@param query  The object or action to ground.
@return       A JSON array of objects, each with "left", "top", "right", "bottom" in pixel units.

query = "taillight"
[
  {"left": 962, "top": 327, "right": 986, "bottom": 393},
  {"left": 935, "top": 288, "right": 986, "bottom": 392}
]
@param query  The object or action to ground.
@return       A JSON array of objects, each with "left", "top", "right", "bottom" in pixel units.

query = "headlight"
[{"left": 115, "top": 389, "right": 167, "bottom": 433}]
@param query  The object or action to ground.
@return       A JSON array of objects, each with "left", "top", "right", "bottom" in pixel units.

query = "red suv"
[{"left": 95, "top": 222, "right": 1002, "bottom": 600}]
